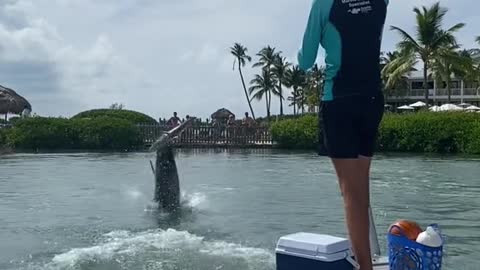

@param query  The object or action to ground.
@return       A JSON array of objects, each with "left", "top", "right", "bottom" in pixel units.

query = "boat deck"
[{"left": 373, "top": 256, "right": 389, "bottom": 270}]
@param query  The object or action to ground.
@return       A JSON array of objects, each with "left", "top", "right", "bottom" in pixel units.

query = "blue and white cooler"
[{"left": 275, "top": 232, "right": 360, "bottom": 270}]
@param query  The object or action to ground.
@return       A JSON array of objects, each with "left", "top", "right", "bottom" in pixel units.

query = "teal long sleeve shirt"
[{"left": 298, "top": 0, "right": 389, "bottom": 101}]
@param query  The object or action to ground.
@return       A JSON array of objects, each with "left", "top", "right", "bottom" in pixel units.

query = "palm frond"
[
  {"left": 414, "top": 2, "right": 448, "bottom": 47},
  {"left": 272, "top": 55, "right": 291, "bottom": 80},
  {"left": 430, "top": 30, "right": 457, "bottom": 50},
  {"left": 250, "top": 90, "right": 265, "bottom": 101},
  {"left": 383, "top": 54, "right": 418, "bottom": 89},
  {"left": 252, "top": 62, "right": 264, "bottom": 68},
  {"left": 391, "top": 26, "right": 422, "bottom": 52},
  {"left": 248, "top": 69, "right": 278, "bottom": 103},
  {"left": 254, "top": 46, "right": 280, "bottom": 70},
  {"left": 447, "top": 23, "right": 466, "bottom": 34},
  {"left": 230, "top": 42, "right": 251, "bottom": 69}
]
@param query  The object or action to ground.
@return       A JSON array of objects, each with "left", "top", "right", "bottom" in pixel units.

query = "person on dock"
[
  {"left": 184, "top": 115, "right": 193, "bottom": 127},
  {"left": 227, "top": 115, "right": 236, "bottom": 127},
  {"left": 242, "top": 112, "right": 256, "bottom": 138},
  {"left": 298, "top": 1, "right": 389, "bottom": 270},
  {"left": 226, "top": 114, "right": 237, "bottom": 141},
  {"left": 166, "top": 112, "right": 181, "bottom": 129},
  {"left": 242, "top": 112, "right": 255, "bottom": 128},
  {"left": 181, "top": 115, "right": 193, "bottom": 143}
]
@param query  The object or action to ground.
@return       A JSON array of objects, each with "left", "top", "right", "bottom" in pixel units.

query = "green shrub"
[
  {"left": 271, "top": 114, "right": 319, "bottom": 149},
  {"left": 6, "top": 116, "right": 142, "bottom": 150},
  {"left": 257, "top": 113, "right": 317, "bottom": 125},
  {"left": 7, "top": 117, "right": 78, "bottom": 149},
  {"left": 0, "top": 128, "right": 7, "bottom": 147},
  {"left": 378, "top": 112, "right": 480, "bottom": 153},
  {"left": 270, "top": 112, "right": 480, "bottom": 154},
  {"left": 0, "top": 117, "right": 20, "bottom": 125},
  {"left": 8, "top": 116, "right": 21, "bottom": 124},
  {"left": 72, "top": 109, "right": 157, "bottom": 125},
  {"left": 465, "top": 122, "right": 480, "bottom": 154},
  {"left": 75, "top": 117, "right": 142, "bottom": 150}
]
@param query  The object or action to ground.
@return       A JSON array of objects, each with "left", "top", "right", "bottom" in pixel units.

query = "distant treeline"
[{"left": 2, "top": 108, "right": 480, "bottom": 154}]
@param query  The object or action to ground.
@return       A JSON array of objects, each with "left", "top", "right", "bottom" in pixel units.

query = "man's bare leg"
[{"left": 332, "top": 157, "right": 373, "bottom": 270}]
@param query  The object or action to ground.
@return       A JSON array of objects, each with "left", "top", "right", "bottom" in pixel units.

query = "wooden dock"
[{"left": 138, "top": 124, "right": 274, "bottom": 148}]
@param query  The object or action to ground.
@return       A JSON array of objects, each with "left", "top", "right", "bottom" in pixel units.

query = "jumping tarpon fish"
[{"left": 149, "top": 118, "right": 194, "bottom": 212}]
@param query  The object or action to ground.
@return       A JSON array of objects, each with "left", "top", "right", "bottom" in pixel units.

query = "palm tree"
[
  {"left": 390, "top": 2, "right": 465, "bottom": 104},
  {"left": 380, "top": 51, "right": 405, "bottom": 72},
  {"left": 253, "top": 46, "right": 279, "bottom": 71},
  {"left": 474, "top": 37, "right": 480, "bottom": 64},
  {"left": 230, "top": 43, "right": 256, "bottom": 120},
  {"left": 305, "top": 65, "right": 325, "bottom": 112},
  {"left": 272, "top": 54, "right": 291, "bottom": 116},
  {"left": 285, "top": 66, "right": 307, "bottom": 115},
  {"left": 287, "top": 94, "right": 300, "bottom": 115},
  {"left": 464, "top": 46, "right": 480, "bottom": 93},
  {"left": 456, "top": 49, "right": 478, "bottom": 101},
  {"left": 249, "top": 69, "right": 278, "bottom": 119},
  {"left": 302, "top": 65, "right": 325, "bottom": 112},
  {"left": 302, "top": 65, "right": 323, "bottom": 113},
  {"left": 253, "top": 46, "right": 279, "bottom": 115},
  {"left": 431, "top": 46, "right": 474, "bottom": 102},
  {"left": 381, "top": 50, "right": 417, "bottom": 98}
]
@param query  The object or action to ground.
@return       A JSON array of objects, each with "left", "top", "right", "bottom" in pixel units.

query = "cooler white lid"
[{"left": 276, "top": 232, "right": 351, "bottom": 255}]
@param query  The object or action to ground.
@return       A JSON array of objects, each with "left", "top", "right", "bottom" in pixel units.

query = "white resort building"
[
  {"left": 386, "top": 52, "right": 480, "bottom": 107},
  {"left": 385, "top": 70, "right": 480, "bottom": 107}
]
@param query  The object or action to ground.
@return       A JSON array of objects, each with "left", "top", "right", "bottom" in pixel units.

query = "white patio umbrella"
[
  {"left": 429, "top": 105, "right": 441, "bottom": 112},
  {"left": 409, "top": 101, "right": 427, "bottom": 108},
  {"left": 459, "top": 103, "right": 471, "bottom": 107},
  {"left": 465, "top": 105, "right": 480, "bottom": 111},
  {"left": 398, "top": 105, "right": 415, "bottom": 110},
  {"left": 439, "top": 104, "right": 463, "bottom": 111}
]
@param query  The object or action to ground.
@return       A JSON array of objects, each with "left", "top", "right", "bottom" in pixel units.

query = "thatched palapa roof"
[
  {"left": 0, "top": 85, "right": 32, "bottom": 114},
  {"left": 211, "top": 108, "right": 235, "bottom": 120}
]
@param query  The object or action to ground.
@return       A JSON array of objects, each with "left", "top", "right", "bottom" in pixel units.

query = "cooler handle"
[{"left": 345, "top": 253, "right": 360, "bottom": 269}]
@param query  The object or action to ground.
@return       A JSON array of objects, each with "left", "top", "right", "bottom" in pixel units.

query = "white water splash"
[
  {"left": 49, "top": 229, "right": 274, "bottom": 268},
  {"left": 183, "top": 192, "right": 207, "bottom": 208},
  {"left": 142, "top": 191, "right": 207, "bottom": 212},
  {"left": 125, "top": 188, "right": 143, "bottom": 200}
]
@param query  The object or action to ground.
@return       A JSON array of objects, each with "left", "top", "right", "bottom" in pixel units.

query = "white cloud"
[
  {"left": 0, "top": 0, "right": 158, "bottom": 116},
  {"left": 0, "top": 0, "right": 479, "bottom": 119},
  {"left": 197, "top": 43, "right": 219, "bottom": 64},
  {"left": 179, "top": 50, "right": 195, "bottom": 63}
]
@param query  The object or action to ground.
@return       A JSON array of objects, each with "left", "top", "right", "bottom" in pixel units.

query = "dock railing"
[{"left": 137, "top": 124, "right": 273, "bottom": 148}]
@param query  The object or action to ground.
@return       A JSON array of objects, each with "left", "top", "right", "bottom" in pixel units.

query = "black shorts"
[{"left": 319, "top": 93, "right": 384, "bottom": 159}]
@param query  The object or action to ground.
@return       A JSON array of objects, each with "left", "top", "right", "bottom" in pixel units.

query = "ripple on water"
[{"left": 0, "top": 152, "right": 479, "bottom": 270}]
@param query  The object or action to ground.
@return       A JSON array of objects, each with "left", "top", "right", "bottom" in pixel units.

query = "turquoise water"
[{"left": 0, "top": 150, "right": 479, "bottom": 269}]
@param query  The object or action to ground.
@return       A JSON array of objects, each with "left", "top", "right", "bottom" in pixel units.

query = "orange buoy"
[{"left": 388, "top": 220, "right": 423, "bottom": 241}]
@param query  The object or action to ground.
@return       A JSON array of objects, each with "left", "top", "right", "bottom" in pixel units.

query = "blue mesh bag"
[{"left": 388, "top": 224, "right": 444, "bottom": 270}]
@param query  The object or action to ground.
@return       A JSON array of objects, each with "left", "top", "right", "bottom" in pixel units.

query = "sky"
[{"left": 0, "top": 0, "right": 479, "bottom": 120}]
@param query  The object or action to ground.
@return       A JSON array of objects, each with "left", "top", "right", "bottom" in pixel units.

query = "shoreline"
[
  {"left": 0, "top": 147, "right": 14, "bottom": 156},
  {"left": 2, "top": 147, "right": 480, "bottom": 159}
]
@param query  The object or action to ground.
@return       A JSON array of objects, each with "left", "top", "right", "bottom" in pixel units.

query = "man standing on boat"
[{"left": 298, "top": 0, "right": 389, "bottom": 269}]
